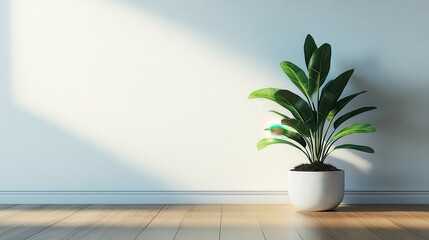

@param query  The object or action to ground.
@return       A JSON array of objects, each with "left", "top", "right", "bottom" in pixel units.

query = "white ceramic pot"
[{"left": 288, "top": 170, "right": 344, "bottom": 211}]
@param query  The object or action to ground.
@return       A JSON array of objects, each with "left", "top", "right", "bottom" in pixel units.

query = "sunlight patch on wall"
[
  {"left": 10, "top": 0, "right": 291, "bottom": 190},
  {"left": 330, "top": 150, "right": 372, "bottom": 173}
]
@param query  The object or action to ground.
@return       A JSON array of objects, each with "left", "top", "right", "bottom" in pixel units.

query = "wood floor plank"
[
  {"left": 104, "top": 204, "right": 163, "bottom": 240},
  {"left": 80, "top": 204, "right": 163, "bottom": 240},
  {"left": 0, "top": 205, "right": 48, "bottom": 221},
  {"left": 25, "top": 204, "right": 118, "bottom": 240},
  {"left": 0, "top": 204, "right": 427, "bottom": 240},
  {"left": 174, "top": 204, "right": 222, "bottom": 240},
  {"left": 220, "top": 205, "right": 265, "bottom": 240},
  {"left": 253, "top": 205, "right": 302, "bottom": 240},
  {"left": 309, "top": 208, "right": 381, "bottom": 240},
  {"left": 136, "top": 205, "right": 190, "bottom": 240},
  {"left": 386, "top": 204, "right": 429, "bottom": 224},
  {"left": 378, "top": 205, "right": 429, "bottom": 239},
  {"left": 336, "top": 205, "right": 425, "bottom": 240},
  {"left": 0, "top": 205, "right": 61, "bottom": 233},
  {"left": 291, "top": 209, "right": 338, "bottom": 240},
  {"left": 0, "top": 204, "right": 88, "bottom": 240},
  {"left": 28, "top": 204, "right": 163, "bottom": 240}
]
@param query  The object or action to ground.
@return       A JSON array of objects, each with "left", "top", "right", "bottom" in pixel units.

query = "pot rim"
[{"left": 289, "top": 169, "right": 344, "bottom": 172}]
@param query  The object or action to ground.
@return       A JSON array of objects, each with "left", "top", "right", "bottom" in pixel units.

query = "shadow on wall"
[
  {"left": 0, "top": 0, "right": 166, "bottom": 192},
  {"left": 351, "top": 74, "right": 429, "bottom": 190}
]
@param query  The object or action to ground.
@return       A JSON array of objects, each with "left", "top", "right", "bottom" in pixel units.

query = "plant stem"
[
  {"left": 303, "top": 135, "right": 314, "bottom": 163},
  {"left": 315, "top": 83, "right": 321, "bottom": 162},
  {"left": 320, "top": 120, "right": 333, "bottom": 162},
  {"left": 321, "top": 131, "right": 341, "bottom": 161},
  {"left": 304, "top": 93, "right": 317, "bottom": 163}
]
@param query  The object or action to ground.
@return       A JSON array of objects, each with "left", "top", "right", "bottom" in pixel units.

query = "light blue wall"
[{"left": 1, "top": 0, "right": 429, "bottom": 202}]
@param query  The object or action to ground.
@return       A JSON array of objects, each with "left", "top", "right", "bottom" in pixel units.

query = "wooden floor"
[{"left": 0, "top": 205, "right": 428, "bottom": 240}]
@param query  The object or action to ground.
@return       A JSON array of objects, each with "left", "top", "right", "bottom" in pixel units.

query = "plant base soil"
[{"left": 292, "top": 162, "right": 340, "bottom": 171}]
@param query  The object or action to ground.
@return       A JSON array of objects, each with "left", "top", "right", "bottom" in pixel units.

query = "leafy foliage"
[{"left": 249, "top": 34, "right": 376, "bottom": 163}]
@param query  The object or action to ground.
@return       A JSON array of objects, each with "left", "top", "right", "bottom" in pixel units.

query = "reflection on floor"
[{"left": 0, "top": 204, "right": 428, "bottom": 240}]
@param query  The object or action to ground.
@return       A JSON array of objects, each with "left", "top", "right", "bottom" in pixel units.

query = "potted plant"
[{"left": 248, "top": 34, "right": 376, "bottom": 211}]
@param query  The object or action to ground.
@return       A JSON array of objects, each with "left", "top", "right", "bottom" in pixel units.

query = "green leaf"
[
  {"left": 308, "top": 43, "right": 331, "bottom": 96},
  {"left": 327, "top": 91, "right": 366, "bottom": 122},
  {"left": 268, "top": 110, "right": 290, "bottom": 119},
  {"left": 274, "top": 90, "right": 314, "bottom": 126},
  {"left": 248, "top": 88, "right": 279, "bottom": 101},
  {"left": 280, "top": 61, "right": 310, "bottom": 97},
  {"left": 257, "top": 138, "right": 303, "bottom": 151},
  {"left": 333, "top": 144, "right": 375, "bottom": 153},
  {"left": 318, "top": 69, "right": 354, "bottom": 122},
  {"left": 331, "top": 123, "right": 376, "bottom": 142},
  {"left": 304, "top": 34, "right": 317, "bottom": 68},
  {"left": 284, "top": 131, "right": 307, "bottom": 147},
  {"left": 265, "top": 124, "right": 306, "bottom": 147},
  {"left": 281, "top": 118, "right": 310, "bottom": 137},
  {"left": 249, "top": 88, "right": 313, "bottom": 126},
  {"left": 334, "top": 107, "right": 377, "bottom": 129},
  {"left": 249, "top": 89, "right": 314, "bottom": 128}
]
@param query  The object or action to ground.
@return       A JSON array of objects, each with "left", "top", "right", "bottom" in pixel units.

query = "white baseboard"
[
  {"left": 0, "top": 191, "right": 288, "bottom": 204},
  {"left": 1, "top": 191, "right": 429, "bottom": 204},
  {"left": 343, "top": 191, "right": 429, "bottom": 204}
]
